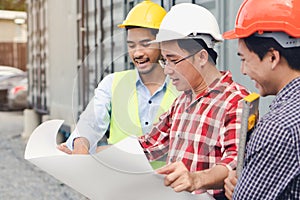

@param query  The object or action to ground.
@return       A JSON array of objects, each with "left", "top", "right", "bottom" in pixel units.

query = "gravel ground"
[{"left": 0, "top": 111, "right": 86, "bottom": 200}]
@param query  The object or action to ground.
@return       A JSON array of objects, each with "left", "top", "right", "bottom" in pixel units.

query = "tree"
[{"left": 0, "top": 0, "right": 26, "bottom": 11}]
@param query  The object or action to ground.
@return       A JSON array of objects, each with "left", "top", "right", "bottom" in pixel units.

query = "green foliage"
[{"left": 0, "top": 0, "right": 26, "bottom": 11}]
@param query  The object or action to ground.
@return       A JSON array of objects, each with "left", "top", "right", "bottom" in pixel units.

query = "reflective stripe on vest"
[{"left": 108, "top": 70, "right": 179, "bottom": 144}]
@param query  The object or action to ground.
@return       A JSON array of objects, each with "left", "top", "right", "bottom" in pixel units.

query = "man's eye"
[
  {"left": 141, "top": 43, "right": 151, "bottom": 47},
  {"left": 128, "top": 45, "right": 135, "bottom": 49}
]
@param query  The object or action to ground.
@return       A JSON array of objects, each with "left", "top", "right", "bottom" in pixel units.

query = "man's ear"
[
  {"left": 197, "top": 49, "right": 208, "bottom": 66},
  {"left": 270, "top": 49, "right": 280, "bottom": 70}
]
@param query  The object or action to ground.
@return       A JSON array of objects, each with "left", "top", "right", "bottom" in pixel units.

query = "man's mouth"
[
  {"left": 134, "top": 58, "right": 150, "bottom": 65},
  {"left": 171, "top": 78, "right": 180, "bottom": 84}
]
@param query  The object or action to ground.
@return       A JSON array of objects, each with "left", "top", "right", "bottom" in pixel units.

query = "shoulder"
[
  {"left": 248, "top": 118, "right": 296, "bottom": 156},
  {"left": 219, "top": 71, "right": 250, "bottom": 102},
  {"left": 113, "top": 70, "right": 135, "bottom": 77},
  {"left": 96, "top": 73, "right": 114, "bottom": 89},
  {"left": 266, "top": 96, "right": 300, "bottom": 129},
  {"left": 221, "top": 82, "right": 249, "bottom": 110}
]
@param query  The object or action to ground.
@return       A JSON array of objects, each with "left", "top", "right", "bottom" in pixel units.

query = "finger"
[
  {"left": 224, "top": 180, "right": 234, "bottom": 200},
  {"left": 232, "top": 176, "right": 238, "bottom": 185},
  {"left": 173, "top": 182, "right": 187, "bottom": 193},
  {"left": 171, "top": 178, "right": 190, "bottom": 192},
  {"left": 225, "top": 190, "right": 233, "bottom": 200},
  {"left": 164, "top": 167, "right": 187, "bottom": 187},
  {"left": 96, "top": 145, "right": 111, "bottom": 153},
  {"left": 225, "top": 180, "right": 235, "bottom": 191},
  {"left": 57, "top": 144, "right": 72, "bottom": 154},
  {"left": 156, "top": 163, "right": 175, "bottom": 175}
]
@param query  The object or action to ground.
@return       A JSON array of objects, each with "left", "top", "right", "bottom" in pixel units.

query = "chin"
[
  {"left": 175, "top": 85, "right": 187, "bottom": 92},
  {"left": 138, "top": 68, "right": 152, "bottom": 75},
  {"left": 137, "top": 66, "right": 155, "bottom": 74},
  {"left": 257, "top": 87, "right": 268, "bottom": 97}
]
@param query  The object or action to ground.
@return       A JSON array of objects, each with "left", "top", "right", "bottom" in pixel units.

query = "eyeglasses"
[{"left": 158, "top": 51, "right": 199, "bottom": 69}]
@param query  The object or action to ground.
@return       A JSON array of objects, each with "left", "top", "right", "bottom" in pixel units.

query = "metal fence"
[
  {"left": 0, "top": 42, "right": 27, "bottom": 71},
  {"left": 27, "top": 0, "right": 48, "bottom": 114}
]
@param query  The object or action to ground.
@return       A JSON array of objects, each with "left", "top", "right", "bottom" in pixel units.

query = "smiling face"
[
  {"left": 160, "top": 40, "right": 205, "bottom": 93},
  {"left": 237, "top": 39, "right": 277, "bottom": 96},
  {"left": 127, "top": 28, "right": 161, "bottom": 75}
]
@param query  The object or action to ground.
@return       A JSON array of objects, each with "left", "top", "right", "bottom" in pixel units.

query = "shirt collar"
[
  {"left": 135, "top": 69, "right": 169, "bottom": 91},
  {"left": 207, "top": 71, "right": 232, "bottom": 93},
  {"left": 183, "top": 71, "right": 233, "bottom": 101},
  {"left": 270, "top": 76, "right": 300, "bottom": 111},
  {"left": 184, "top": 71, "right": 233, "bottom": 104},
  {"left": 195, "top": 71, "right": 233, "bottom": 99}
]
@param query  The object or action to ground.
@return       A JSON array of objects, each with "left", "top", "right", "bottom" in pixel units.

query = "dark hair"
[
  {"left": 177, "top": 38, "right": 218, "bottom": 65},
  {"left": 125, "top": 26, "right": 158, "bottom": 36},
  {"left": 243, "top": 34, "right": 300, "bottom": 71}
]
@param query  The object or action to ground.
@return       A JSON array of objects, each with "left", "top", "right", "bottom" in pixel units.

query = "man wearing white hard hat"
[{"left": 138, "top": 3, "right": 249, "bottom": 199}]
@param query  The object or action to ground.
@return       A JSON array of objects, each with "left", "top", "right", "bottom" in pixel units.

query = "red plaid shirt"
[{"left": 139, "top": 71, "right": 249, "bottom": 196}]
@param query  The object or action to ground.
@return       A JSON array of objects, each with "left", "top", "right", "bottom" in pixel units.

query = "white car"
[{"left": 0, "top": 66, "right": 28, "bottom": 110}]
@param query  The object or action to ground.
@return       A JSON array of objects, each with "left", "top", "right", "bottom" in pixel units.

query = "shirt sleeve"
[
  {"left": 217, "top": 97, "right": 243, "bottom": 170},
  {"left": 66, "top": 74, "right": 114, "bottom": 153},
  {"left": 233, "top": 121, "right": 299, "bottom": 199},
  {"left": 138, "top": 103, "right": 175, "bottom": 161}
]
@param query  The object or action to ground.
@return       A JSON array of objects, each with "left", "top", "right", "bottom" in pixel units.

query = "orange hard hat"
[{"left": 223, "top": 0, "right": 300, "bottom": 39}]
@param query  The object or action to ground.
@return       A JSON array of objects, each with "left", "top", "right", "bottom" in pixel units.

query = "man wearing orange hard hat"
[{"left": 223, "top": 0, "right": 300, "bottom": 199}]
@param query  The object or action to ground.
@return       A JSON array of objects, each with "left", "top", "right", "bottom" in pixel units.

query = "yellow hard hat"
[{"left": 118, "top": 0, "right": 166, "bottom": 29}]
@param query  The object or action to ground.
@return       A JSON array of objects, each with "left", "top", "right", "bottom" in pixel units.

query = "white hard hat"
[{"left": 152, "top": 3, "right": 223, "bottom": 48}]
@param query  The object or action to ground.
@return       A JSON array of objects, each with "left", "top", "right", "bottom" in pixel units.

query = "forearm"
[
  {"left": 193, "top": 164, "right": 229, "bottom": 190},
  {"left": 78, "top": 97, "right": 109, "bottom": 151}
]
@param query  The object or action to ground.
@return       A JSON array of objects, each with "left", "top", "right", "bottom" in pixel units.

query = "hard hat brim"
[{"left": 223, "top": 30, "right": 241, "bottom": 39}]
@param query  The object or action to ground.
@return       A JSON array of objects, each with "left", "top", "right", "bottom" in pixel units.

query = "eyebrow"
[
  {"left": 164, "top": 54, "right": 178, "bottom": 59},
  {"left": 127, "top": 39, "right": 152, "bottom": 44}
]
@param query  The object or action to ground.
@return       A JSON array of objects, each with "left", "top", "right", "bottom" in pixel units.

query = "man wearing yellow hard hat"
[
  {"left": 223, "top": 0, "right": 300, "bottom": 199},
  {"left": 59, "top": 1, "right": 178, "bottom": 165}
]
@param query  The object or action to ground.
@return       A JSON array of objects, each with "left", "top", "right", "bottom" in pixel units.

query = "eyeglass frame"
[{"left": 158, "top": 50, "right": 200, "bottom": 69}]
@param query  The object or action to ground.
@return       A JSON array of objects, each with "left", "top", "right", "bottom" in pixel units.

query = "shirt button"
[
  {"left": 145, "top": 122, "right": 149, "bottom": 125},
  {"left": 148, "top": 100, "right": 152, "bottom": 104}
]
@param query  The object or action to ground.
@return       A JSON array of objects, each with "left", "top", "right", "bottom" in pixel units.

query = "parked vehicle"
[{"left": 0, "top": 66, "right": 28, "bottom": 110}]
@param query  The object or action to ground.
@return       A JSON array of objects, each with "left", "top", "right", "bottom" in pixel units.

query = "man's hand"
[
  {"left": 57, "top": 137, "right": 90, "bottom": 154},
  {"left": 224, "top": 170, "right": 237, "bottom": 200},
  {"left": 57, "top": 142, "right": 72, "bottom": 154},
  {"left": 156, "top": 161, "right": 198, "bottom": 193},
  {"left": 96, "top": 145, "right": 111, "bottom": 153}
]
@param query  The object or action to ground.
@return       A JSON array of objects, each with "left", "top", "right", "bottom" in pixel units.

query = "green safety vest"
[{"left": 108, "top": 70, "right": 179, "bottom": 169}]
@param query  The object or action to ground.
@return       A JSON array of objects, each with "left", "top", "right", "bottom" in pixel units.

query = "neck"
[
  {"left": 139, "top": 65, "right": 166, "bottom": 95},
  {"left": 277, "top": 69, "right": 300, "bottom": 93},
  {"left": 193, "top": 64, "right": 222, "bottom": 98},
  {"left": 192, "top": 80, "right": 207, "bottom": 99}
]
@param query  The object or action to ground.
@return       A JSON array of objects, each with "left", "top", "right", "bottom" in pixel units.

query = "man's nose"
[
  {"left": 240, "top": 63, "right": 246, "bottom": 75},
  {"left": 133, "top": 46, "right": 145, "bottom": 57},
  {"left": 164, "top": 65, "right": 174, "bottom": 75}
]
